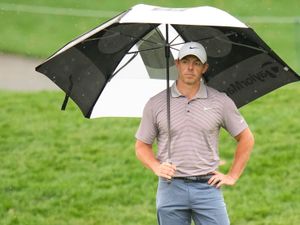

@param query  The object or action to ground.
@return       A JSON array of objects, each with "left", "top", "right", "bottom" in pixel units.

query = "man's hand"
[
  {"left": 208, "top": 171, "right": 237, "bottom": 188},
  {"left": 153, "top": 162, "right": 176, "bottom": 179}
]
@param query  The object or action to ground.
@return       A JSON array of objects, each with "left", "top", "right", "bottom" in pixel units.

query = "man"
[{"left": 135, "top": 42, "right": 254, "bottom": 225}]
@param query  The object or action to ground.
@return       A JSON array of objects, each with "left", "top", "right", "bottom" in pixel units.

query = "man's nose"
[{"left": 188, "top": 62, "right": 194, "bottom": 70}]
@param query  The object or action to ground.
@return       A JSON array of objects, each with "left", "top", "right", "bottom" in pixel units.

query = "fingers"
[
  {"left": 208, "top": 171, "right": 222, "bottom": 187},
  {"left": 208, "top": 171, "right": 236, "bottom": 188},
  {"left": 158, "top": 162, "right": 176, "bottom": 179},
  {"left": 162, "top": 162, "right": 177, "bottom": 171},
  {"left": 208, "top": 175, "right": 221, "bottom": 187},
  {"left": 216, "top": 180, "right": 225, "bottom": 189}
]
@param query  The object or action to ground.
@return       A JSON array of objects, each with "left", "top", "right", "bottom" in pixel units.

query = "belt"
[{"left": 173, "top": 174, "right": 213, "bottom": 183}]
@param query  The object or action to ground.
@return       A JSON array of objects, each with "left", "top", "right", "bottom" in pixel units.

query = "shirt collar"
[{"left": 171, "top": 79, "right": 208, "bottom": 99}]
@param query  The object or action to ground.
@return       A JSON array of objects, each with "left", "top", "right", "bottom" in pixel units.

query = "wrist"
[
  {"left": 227, "top": 174, "right": 238, "bottom": 182},
  {"left": 150, "top": 161, "right": 161, "bottom": 174}
]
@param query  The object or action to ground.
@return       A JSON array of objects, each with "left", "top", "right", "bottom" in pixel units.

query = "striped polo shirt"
[{"left": 135, "top": 80, "right": 248, "bottom": 177}]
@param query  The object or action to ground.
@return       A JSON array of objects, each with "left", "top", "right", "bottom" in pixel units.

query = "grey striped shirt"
[{"left": 135, "top": 80, "right": 248, "bottom": 177}]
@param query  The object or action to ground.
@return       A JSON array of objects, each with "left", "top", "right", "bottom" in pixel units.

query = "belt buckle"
[{"left": 184, "top": 176, "right": 198, "bottom": 182}]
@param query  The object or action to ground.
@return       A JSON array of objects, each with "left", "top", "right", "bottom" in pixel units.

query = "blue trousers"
[{"left": 156, "top": 178, "right": 230, "bottom": 225}]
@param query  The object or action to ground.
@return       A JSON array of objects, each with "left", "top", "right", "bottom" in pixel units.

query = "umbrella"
[{"left": 35, "top": 4, "right": 299, "bottom": 119}]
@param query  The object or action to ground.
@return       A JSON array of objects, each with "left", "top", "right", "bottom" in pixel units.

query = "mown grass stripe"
[
  {"left": 1, "top": 2, "right": 300, "bottom": 24},
  {"left": 0, "top": 2, "right": 119, "bottom": 18}
]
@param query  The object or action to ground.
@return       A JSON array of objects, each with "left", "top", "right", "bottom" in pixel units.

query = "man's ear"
[{"left": 203, "top": 63, "right": 209, "bottom": 74}]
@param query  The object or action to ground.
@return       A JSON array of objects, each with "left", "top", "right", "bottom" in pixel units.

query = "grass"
[
  {"left": 0, "top": 91, "right": 156, "bottom": 225},
  {"left": 1, "top": 82, "right": 300, "bottom": 225}
]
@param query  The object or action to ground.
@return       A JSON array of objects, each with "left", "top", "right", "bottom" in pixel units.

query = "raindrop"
[
  {"left": 254, "top": 90, "right": 258, "bottom": 93},
  {"left": 82, "top": 93, "right": 85, "bottom": 97},
  {"left": 222, "top": 81, "right": 227, "bottom": 85},
  {"left": 283, "top": 66, "right": 289, "bottom": 72}
]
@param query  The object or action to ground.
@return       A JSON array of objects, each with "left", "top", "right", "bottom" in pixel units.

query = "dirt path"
[{"left": 0, "top": 53, "right": 58, "bottom": 91}]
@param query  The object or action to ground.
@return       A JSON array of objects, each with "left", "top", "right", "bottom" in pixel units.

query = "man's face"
[{"left": 176, "top": 55, "right": 208, "bottom": 86}]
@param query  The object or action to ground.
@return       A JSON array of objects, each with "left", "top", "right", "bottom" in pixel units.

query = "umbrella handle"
[
  {"left": 61, "top": 94, "right": 69, "bottom": 111},
  {"left": 61, "top": 74, "right": 74, "bottom": 111}
]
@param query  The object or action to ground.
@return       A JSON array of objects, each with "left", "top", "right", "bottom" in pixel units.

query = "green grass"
[
  {"left": 0, "top": 91, "right": 156, "bottom": 225},
  {"left": 1, "top": 82, "right": 300, "bottom": 225}
]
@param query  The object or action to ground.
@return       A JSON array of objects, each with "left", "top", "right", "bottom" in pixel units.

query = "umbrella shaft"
[{"left": 165, "top": 24, "right": 172, "bottom": 162}]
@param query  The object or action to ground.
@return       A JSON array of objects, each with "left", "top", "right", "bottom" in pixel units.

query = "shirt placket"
[{"left": 185, "top": 99, "right": 193, "bottom": 127}]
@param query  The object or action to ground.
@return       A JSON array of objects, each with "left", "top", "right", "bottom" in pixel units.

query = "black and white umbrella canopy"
[{"left": 36, "top": 4, "right": 300, "bottom": 118}]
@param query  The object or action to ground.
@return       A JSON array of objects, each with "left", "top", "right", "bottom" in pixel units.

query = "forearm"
[
  {"left": 135, "top": 140, "right": 176, "bottom": 179},
  {"left": 209, "top": 128, "right": 254, "bottom": 188},
  {"left": 135, "top": 140, "right": 160, "bottom": 172},
  {"left": 228, "top": 129, "right": 254, "bottom": 180}
]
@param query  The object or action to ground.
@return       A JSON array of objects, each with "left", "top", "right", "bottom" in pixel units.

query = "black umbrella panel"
[{"left": 36, "top": 6, "right": 300, "bottom": 118}]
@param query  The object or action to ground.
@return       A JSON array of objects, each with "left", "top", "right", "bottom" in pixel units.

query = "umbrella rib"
[
  {"left": 188, "top": 31, "right": 268, "bottom": 53},
  {"left": 135, "top": 27, "right": 167, "bottom": 46},
  {"left": 186, "top": 31, "right": 235, "bottom": 44},
  {"left": 154, "top": 27, "right": 165, "bottom": 42},
  {"left": 82, "top": 28, "right": 163, "bottom": 46},
  {"left": 127, "top": 46, "right": 164, "bottom": 54},
  {"left": 127, "top": 42, "right": 184, "bottom": 55},
  {"left": 169, "top": 42, "right": 186, "bottom": 50},
  {"left": 170, "top": 34, "right": 181, "bottom": 45},
  {"left": 82, "top": 27, "right": 183, "bottom": 54},
  {"left": 130, "top": 27, "right": 166, "bottom": 49},
  {"left": 110, "top": 52, "right": 139, "bottom": 79},
  {"left": 216, "top": 37, "right": 268, "bottom": 53}
]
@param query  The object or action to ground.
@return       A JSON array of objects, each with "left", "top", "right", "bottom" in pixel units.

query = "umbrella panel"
[
  {"left": 173, "top": 25, "right": 300, "bottom": 107},
  {"left": 36, "top": 22, "right": 300, "bottom": 118},
  {"left": 37, "top": 23, "right": 160, "bottom": 117}
]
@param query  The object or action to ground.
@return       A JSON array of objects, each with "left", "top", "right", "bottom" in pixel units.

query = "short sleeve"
[
  {"left": 221, "top": 95, "right": 248, "bottom": 137},
  {"left": 135, "top": 99, "right": 158, "bottom": 144}
]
